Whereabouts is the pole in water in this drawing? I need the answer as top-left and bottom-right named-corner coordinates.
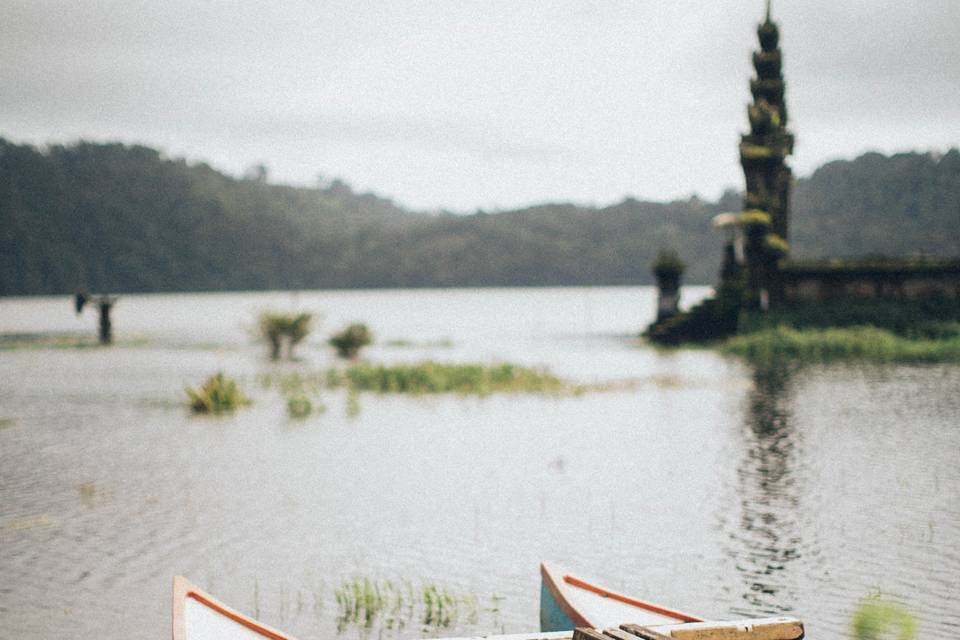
top-left (98, 298), bottom-right (114, 344)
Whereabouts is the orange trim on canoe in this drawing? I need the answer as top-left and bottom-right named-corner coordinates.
top-left (562, 574), bottom-right (703, 624)
top-left (172, 576), bottom-right (295, 640)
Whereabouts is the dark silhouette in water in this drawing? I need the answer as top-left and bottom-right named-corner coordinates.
top-left (74, 291), bottom-right (117, 344)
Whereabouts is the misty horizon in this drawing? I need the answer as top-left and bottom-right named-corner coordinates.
top-left (3, 1), bottom-right (959, 210)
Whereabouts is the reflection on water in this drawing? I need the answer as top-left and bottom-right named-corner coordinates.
top-left (728, 365), bottom-right (805, 615)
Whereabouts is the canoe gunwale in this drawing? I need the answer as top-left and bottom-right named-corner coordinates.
top-left (560, 574), bottom-right (702, 624)
top-left (172, 575), bottom-right (294, 640)
top-left (540, 562), bottom-right (702, 632)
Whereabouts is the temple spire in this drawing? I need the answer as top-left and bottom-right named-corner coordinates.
top-left (740, 2), bottom-right (793, 241)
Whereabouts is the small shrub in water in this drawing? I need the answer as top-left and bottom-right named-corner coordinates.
top-left (259, 312), bottom-right (313, 359)
top-left (851, 595), bottom-right (916, 640)
top-left (286, 394), bottom-right (313, 419)
top-left (186, 372), bottom-right (251, 414)
top-left (329, 323), bottom-right (372, 359)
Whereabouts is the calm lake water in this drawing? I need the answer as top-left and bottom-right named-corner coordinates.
top-left (1, 287), bottom-right (958, 640)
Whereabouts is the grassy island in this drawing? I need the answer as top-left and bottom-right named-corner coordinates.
top-left (722, 325), bottom-right (960, 364)
top-left (329, 361), bottom-right (580, 396)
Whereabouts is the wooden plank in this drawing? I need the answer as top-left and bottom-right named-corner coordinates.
top-left (606, 627), bottom-right (667, 640)
top-left (573, 628), bottom-right (609, 640)
top-left (630, 618), bottom-right (804, 640)
top-left (619, 624), bottom-right (674, 640)
top-left (666, 618), bottom-right (803, 640)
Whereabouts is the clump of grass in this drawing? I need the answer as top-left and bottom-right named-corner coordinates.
top-left (287, 394), bottom-right (326, 419)
top-left (186, 372), bottom-right (252, 414)
top-left (422, 584), bottom-right (459, 628)
top-left (852, 595), bottom-right (916, 640)
top-left (329, 361), bottom-right (578, 395)
top-left (259, 312), bottom-right (313, 360)
top-left (329, 323), bottom-right (372, 359)
top-left (335, 577), bottom-right (408, 631)
top-left (722, 325), bottom-right (960, 364)
top-left (0, 417), bottom-right (15, 429)
top-left (334, 577), bottom-right (478, 632)
top-left (738, 299), bottom-right (960, 336)
top-left (286, 394), bottom-right (313, 419)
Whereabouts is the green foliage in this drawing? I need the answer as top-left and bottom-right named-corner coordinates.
top-left (1, 139), bottom-right (957, 292)
top-left (791, 150), bottom-right (960, 260)
top-left (329, 323), bottom-right (372, 359)
top-left (652, 249), bottom-right (686, 281)
top-left (739, 298), bottom-right (960, 336)
top-left (851, 596), bottom-right (917, 640)
top-left (330, 361), bottom-right (576, 395)
top-left (259, 311), bottom-right (313, 359)
top-left (333, 576), bottom-right (478, 632)
top-left (722, 325), bottom-right (960, 364)
top-left (286, 394), bottom-right (314, 419)
top-left (185, 372), bottom-right (251, 414)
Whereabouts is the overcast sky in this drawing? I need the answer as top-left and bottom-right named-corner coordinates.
top-left (2, 1), bottom-right (958, 210)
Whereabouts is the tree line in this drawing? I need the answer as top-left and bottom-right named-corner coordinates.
top-left (1, 138), bottom-right (957, 295)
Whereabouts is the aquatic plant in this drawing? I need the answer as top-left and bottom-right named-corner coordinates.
top-left (329, 323), bottom-right (372, 359)
top-left (738, 298), bottom-right (960, 336)
top-left (186, 372), bottom-right (252, 414)
top-left (851, 595), bottom-right (916, 640)
top-left (286, 394), bottom-right (314, 419)
top-left (333, 577), bottom-right (479, 633)
top-left (259, 312), bottom-right (313, 360)
top-left (722, 325), bottom-right (960, 364)
top-left (331, 361), bottom-right (576, 395)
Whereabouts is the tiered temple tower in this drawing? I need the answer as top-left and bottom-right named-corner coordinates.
top-left (740, 1), bottom-right (794, 241)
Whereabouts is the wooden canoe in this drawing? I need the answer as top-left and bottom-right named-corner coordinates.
top-left (172, 576), bottom-right (295, 640)
top-left (539, 563), bottom-right (804, 640)
top-left (540, 562), bottom-right (702, 632)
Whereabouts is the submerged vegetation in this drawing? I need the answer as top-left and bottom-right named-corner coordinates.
top-left (286, 393), bottom-right (325, 419)
top-left (331, 361), bottom-right (580, 395)
top-left (722, 325), bottom-right (960, 364)
top-left (259, 312), bottom-right (313, 360)
top-left (329, 323), bottom-right (372, 359)
top-left (186, 372), bottom-right (252, 414)
top-left (333, 577), bottom-right (480, 632)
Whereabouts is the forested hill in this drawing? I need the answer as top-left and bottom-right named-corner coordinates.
top-left (1, 138), bottom-right (958, 295)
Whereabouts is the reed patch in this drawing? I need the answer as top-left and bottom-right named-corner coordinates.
top-left (332, 361), bottom-right (581, 395)
top-left (186, 372), bottom-right (252, 414)
top-left (722, 325), bottom-right (960, 364)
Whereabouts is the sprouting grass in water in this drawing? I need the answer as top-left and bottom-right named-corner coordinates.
top-left (330, 361), bottom-right (581, 396)
top-left (722, 325), bottom-right (960, 364)
top-left (333, 577), bottom-right (480, 632)
top-left (851, 595), bottom-right (917, 640)
top-left (287, 394), bottom-right (326, 419)
top-left (186, 372), bottom-right (252, 414)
